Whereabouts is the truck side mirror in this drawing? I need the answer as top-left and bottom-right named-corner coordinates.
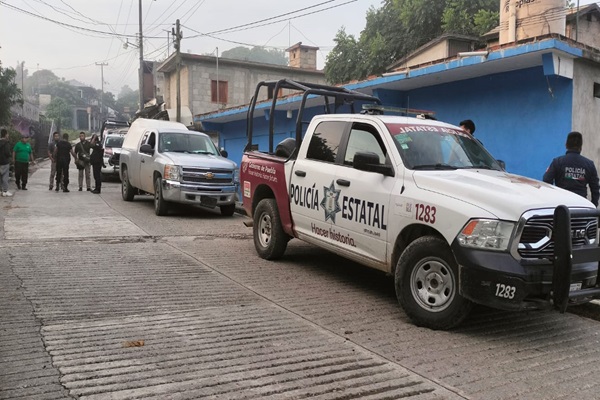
top-left (353, 151), bottom-right (395, 177)
top-left (220, 148), bottom-right (228, 158)
top-left (497, 159), bottom-right (506, 171)
top-left (140, 144), bottom-right (154, 155)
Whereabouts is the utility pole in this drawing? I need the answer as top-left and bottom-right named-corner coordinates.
top-left (163, 29), bottom-right (171, 57)
top-left (172, 19), bottom-right (183, 122)
top-left (96, 62), bottom-right (108, 124)
top-left (138, 0), bottom-right (144, 112)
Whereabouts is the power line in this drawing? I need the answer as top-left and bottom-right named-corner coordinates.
top-left (0, 2), bottom-right (165, 39)
top-left (206, 0), bottom-right (340, 35)
top-left (186, 0), bottom-right (358, 39)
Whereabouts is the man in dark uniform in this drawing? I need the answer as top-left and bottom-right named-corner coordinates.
top-left (543, 131), bottom-right (600, 207)
top-left (54, 133), bottom-right (76, 193)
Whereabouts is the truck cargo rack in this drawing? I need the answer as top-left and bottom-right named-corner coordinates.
top-left (245, 79), bottom-right (381, 155)
top-left (552, 205), bottom-right (600, 312)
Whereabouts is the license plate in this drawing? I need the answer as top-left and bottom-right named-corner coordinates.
top-left (570, 282), bottom-right (582, 292)
top-left (200, 196), bottom-right (217, 207)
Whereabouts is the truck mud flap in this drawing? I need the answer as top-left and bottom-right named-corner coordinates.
top-left (552, 205), bottom-right (600, 313)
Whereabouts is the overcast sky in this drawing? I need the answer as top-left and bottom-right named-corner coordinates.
top-left (0, 0), bottom-right (382, 96)
top-left (1, 0), bottom-right (597, 98)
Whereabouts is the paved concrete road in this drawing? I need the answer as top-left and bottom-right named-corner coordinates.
top-left (1, 163), bottom-right (460, 399)
top-left (2, 161), bottom-right (600, 399)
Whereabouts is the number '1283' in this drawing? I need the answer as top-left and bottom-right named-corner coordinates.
top-left (415, 203), bottom-right (436, 224)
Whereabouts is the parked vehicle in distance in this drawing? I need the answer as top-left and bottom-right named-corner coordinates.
top-left (240, 79), bottom-right (600, 330)
top-left (119, 118), bottom-right (238, 216)
top-left (100, 119), bottom-right (129, 142)
top-left (102, 130), bottom-right (127, 180)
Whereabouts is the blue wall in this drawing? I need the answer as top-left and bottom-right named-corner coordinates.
top-left (399, 67), bottom-right (573, 180)
top-left (203, 66), bottom-right (573, 181)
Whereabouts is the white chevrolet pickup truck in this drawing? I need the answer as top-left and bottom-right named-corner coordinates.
top-left (240, 79), bottom-right (600, 330)
top-left (119, 118), bottom-right (238, 216)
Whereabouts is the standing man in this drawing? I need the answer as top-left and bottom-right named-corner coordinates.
top-left (459, 119), bottom-right (476, 136)
top-left (74, 132), bottom-right (91, 191)
top-left (89, 134), bottom-right (104, 194)
top-left (543, 131), bottom-right (600, 207)
top-left (0, 129), bottom-right (12, 197)
top-left (54, 133), bottom-right (75, 193)
top-left (12, 135), bottom-right (35, 190)
top-left (48, 131), bottom-right (60, 191)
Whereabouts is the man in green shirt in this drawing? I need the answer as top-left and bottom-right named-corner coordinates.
top-left (12, 136), bottom-right (36, 190)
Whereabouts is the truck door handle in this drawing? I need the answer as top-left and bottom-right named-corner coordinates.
top-left (295, 170), bottom-right (306, 177)
top-left (336, 179), bottom-right (350, 187)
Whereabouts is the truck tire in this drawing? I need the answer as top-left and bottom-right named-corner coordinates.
top-left (395, 236), bottom-right (472, 330)
top-left (220, 204), bottom-right (236, 216)
top-left (121, 168), bottom-right (135, 201)
top-left (154, 177), bottom-right (169, 216)
top-left (254, 198), bottom-right (288, 260)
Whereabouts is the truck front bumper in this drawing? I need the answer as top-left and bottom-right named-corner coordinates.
top-left (453, 242), bottom-right (599, 311)
top-left (162, 179), bottom-right (237, 207)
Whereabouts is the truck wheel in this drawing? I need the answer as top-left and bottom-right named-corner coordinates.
top-left (220, 204), bottom-right (236, 216)
top-left (121, 168), bottom-right (135, 201)
top-left (154, 177), bottom-right (169, 216)
top-left (254, 198), bottom-right (288, 260)
top-left (395, 236), bottom-right (472, 330)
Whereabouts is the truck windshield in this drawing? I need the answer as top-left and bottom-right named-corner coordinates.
top-left (105, 136), bottom-right (124, 148)
top-left (386, 123), bottom-right (502, 171)
top-left (159, 133), bottom-right (219, 155)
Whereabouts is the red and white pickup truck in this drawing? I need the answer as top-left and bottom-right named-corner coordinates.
top-left (240, 79), bottom-right (600, 330)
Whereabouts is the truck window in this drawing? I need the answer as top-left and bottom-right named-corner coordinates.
top-left (343, 123), bottom-right (386, 165)
top-left (306, 121), bottom-right (347, 163)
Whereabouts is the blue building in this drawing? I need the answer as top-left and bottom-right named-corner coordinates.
top-left (197, 4), bottom-right (600, 182)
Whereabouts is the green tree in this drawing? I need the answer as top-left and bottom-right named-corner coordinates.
top-left (442, 0), bottom-right (499, 36)
top-left (325, 29), bottom-right (361, 84)
top-left (115, 85), bottom-right (139, 115)
top-left (324, 0), bottom-right (499, 84)
top-left (221, 46), bottom-right (287, 65)
top-left (25, 69), bottom-right (60, 98)
top-left (0, 66), bottom-right (23, 126)
top-left (45, 97), bottom-right (72, 128)
top-left (41, 80), bottom-right (82, 106)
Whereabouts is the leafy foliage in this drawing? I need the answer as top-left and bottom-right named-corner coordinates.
top-left (220, 46), bottom-right (287, 65)
top-left (0, 66), bottom-right (23, 126)
top-left (45, 97), bottom-right (72, 128)
top-left (324, 0), bottom-right (499, 84)
top-left (115, 85), bottom-right (139, 115)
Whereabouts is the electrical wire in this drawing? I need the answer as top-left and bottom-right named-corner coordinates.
top-left (181, 0), bottom-right (206, 25)
top-left (145, 0), bottom-right (190, 37)
top-left (206, 0), bottom-right (340, 35)
top-left (0, 1), bottom-right (164, 39)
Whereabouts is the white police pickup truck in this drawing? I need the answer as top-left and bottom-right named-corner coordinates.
top-left (240, 79), bottom-right (600, 330)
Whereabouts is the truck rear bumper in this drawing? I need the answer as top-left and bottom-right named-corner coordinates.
top-left (453, 244), bottom-right (598, 311)
top-left (162, 180), bottom-right (236, 207)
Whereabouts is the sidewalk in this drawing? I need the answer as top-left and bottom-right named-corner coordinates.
top-left (3, 160), bottom-right (144, 241)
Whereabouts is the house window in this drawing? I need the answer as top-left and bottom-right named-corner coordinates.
top-left (211, 80), bottom-right (228, 104)
top-left (594, 83), bottom-right (600, 99)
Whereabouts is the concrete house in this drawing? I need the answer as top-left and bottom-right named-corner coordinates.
top-left (197, 0), bottom-right (600, 185)
top-left (156, 42), bottom-right (326, 119)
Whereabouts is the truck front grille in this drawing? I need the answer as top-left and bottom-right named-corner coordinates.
top-left (518, 214), bottom-right (597, 259)
top-left (181, 167), bottom-right (233, 186)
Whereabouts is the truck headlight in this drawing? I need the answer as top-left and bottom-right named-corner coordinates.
top-left (164, 164), bottom-right (181, 181)
top-left (457, 219), bottom-right (515, 251)
top-left (233, 168), bottom-right (240, 184)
